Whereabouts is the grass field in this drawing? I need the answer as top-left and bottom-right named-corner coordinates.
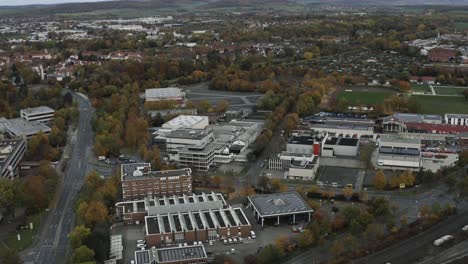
top-left (434, 87), bottom-right (465, 95)
top-left (5, 211), bottom-right (45, 251)
top-left (455, 22), bottom-right (468, 30)
top-left (411, 84), bottom-right (431, 93)
top-left (413, 95), bottom-right (468, 114)
top-left (338, 91), bottom-right (392, 105)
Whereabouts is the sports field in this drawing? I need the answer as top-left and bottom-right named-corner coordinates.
top-left (411, 84), bottom-right (431, 93)
top-left (338, 91), bottom-right (392, 105)
top-left (413, 95), bottom-right (468, 114)
top-left (455, 22), bottom-right (468, 30)
top-left (434, 86), bottom-right (466, 96)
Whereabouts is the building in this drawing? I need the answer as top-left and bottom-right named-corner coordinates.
top-left (121, 163), bottom-right (192, 201)
top-left (176, 143), bottom-right (217, 172)
top-left (162, 115), bottom-right (209, 129)
top-left (405, 122), bottom-right (468, 135)
top-left (135, 245), bottom-right (208, 264)
top-left (427, 48), bottom-right (458, 63)
top-left (153, 128), bottom-right (215, 152)
top-left (145, 87), bottom-right (185, 103)
top-left (321, 136), bottom-right (359, 157)
top-left (0, 137), bottom-right (27, 178)
top-left (116, 192), bottom-right (251, 247)
top-left (248, 191), bottom-right (313, 227)
top-left (148, 109), bottom-right (197, 118)
top-left (460, 132), bottom-right (468, 150)
top-left (0, 118), bottom-right (51, 139)
top-left (377, 135), bottom-right (421, 170)
top-left (20, 106), bottom-right (55, 123)
top-left (445, 114), bottom-right (468, 126)
top-left (382, 113), bottom-right (442, 133)
top-left (286, 132), bottom-right (321, 156)
top-left (287, 157), bottom-right (320, 180)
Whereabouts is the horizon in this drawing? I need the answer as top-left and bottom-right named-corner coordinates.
top-left (0, 0), bottom-right (110, 6)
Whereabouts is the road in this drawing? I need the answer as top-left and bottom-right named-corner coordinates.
top-left (21, 92), bottom-right (94, 264)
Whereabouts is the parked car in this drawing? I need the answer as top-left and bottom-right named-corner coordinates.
top-left (137, 240), bottom-right (145, 244)
top-left (233, 238), bottom-right (238, 243)
top-left (231, 248), bottom-right (236, 254)
top-left (223, 239), bottom-right (228, 245)
top-left (250, 231), bottom-right (256, 239)
top-left (209, 240), bottom-right (214, 246)
top-left (228, 238), bottom-right (233, 244)
top-left (238, 237), bottom-right (244, 243)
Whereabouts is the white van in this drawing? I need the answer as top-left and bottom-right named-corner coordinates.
top-left (250, 230), bottom-right (256, 239)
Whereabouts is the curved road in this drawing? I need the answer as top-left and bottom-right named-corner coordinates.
top-left (21, 92), bottom-right (94, 264)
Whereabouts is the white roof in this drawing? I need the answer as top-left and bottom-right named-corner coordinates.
top-left (162, 115), bottom-right (208, 129)
top-left (145, 87), bottom-right (183, 99)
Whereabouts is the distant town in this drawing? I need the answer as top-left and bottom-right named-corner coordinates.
top-left (0, 1), bottom-right (468, 264)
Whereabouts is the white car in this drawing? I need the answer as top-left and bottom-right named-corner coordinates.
top-left (209, 240), bottom-right (214, 246)
top-left (223, 239), bottom-right (228, 245)
top-left (250, 231), bottom-right (256, 239)
top-left (462, 225), bottom-right (468, 231)
top-left (231, 248), bottom-right (236, 254)
top-left (136, 243), bottom-right (146, 249)
top-left (238, 237), bottom-right (244, 243)
top-left (137, 240), bottom-right (145, 244)
top-left (228, 238), bottom-right (233, 244)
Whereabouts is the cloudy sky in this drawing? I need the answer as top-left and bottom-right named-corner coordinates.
top-left (1, 0), bottom-right (110, 6)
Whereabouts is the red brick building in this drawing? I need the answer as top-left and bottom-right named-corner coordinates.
top-left (428, 48), bottom-right (458, 63)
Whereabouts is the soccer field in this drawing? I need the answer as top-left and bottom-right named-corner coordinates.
top-left (411, 84), bottom-right (431, 93)
top-left (413, 95), bottom-right (468, 114)
top-left (434, 86), bottom-right (466, 96)
top-left (338, 91), bottom-right (392, 105)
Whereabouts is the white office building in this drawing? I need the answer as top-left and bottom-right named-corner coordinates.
top-left (20, 106), bottom-right (55, 123)
top-left (0, 137), bottom-right (27, 178)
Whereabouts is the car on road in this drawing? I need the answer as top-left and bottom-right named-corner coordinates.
top-left (231, 248), bottom-right (236, 254)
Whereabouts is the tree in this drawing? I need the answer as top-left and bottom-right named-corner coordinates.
top-left (69, 225), bottom-right (91, 249)
top-left (343, 187), bottom-right (353, 200)
top-left (303, 52), bottom-right (314, 60)
top-left (275, 236), bottom-right (293, 256)
top-left (84, 171), bottom-right (103, 192)
top-left (82, 201), bottom-right (108, 227)
top-left (298, 229), bottom-right (315, 248)
top-left (0, 179), bottom-right (23, 218)
top-left (256, 244), bottom-right (281, 264)
top-left (400, 170), bottom-right (415, 187)
top-left (0, 248), bottom-right (22, 264)
top-left (284, 113), bottom-right (299, 134)
top-left (359, 144), bottom-right (374, 170)
top-left (389, 175), bottom-right (400, 188)
top-left (214, 100), bottom-right (230, 112)
top-left (72, 245), bottom-right (95, 264)
top-left (363, 223), bottom-right (384, 243)
top-left (330, 240), bottom-right (345, 257)
top-left (373, 170), bottom-right (387, 190)
top-left (270, 178), bottom-right (288, 192)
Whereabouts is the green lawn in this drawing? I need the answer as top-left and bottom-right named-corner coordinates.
top-left (413, 95), bottom-right (468, 114)
top-left (411, 84), bottom-right (431, 93)
top-left (338, 91), bottom-right (392, 105)
top-left (455, 22), bottom-right (468, 30)
top-left (5, 211), bottom-right (45, 251)
top-left (434, 87), bottom-right (465, 95)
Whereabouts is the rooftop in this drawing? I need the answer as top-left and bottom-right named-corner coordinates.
top-left (20, 106), bottom-right (54, 115)
top-left (380, 135), bottom-right (421, 145)
top-left (0, 118), bottom-right (51, 136)
top-left (0, 138), bottom-right (24, 167)
top-left (383, 113), bottom-right (443, 124)
top-left (121, 163), bottom-right (191, 181)
top-left (324, 137), bottom-right (359, 146)
top-left (248, 191), bottom-right (313, 217)
top-left (145, 87), bottom-right (183, 99)
top-left (165, 128), bottom-right (213, 140)
top-left (445, 113), bottom-right (468, 119)
top-left (155, 245), bottom-right (207, 263)
top-left (162, 115), bottom-right (208, 129)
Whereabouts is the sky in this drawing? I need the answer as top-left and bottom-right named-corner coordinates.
top-left (0, 0), bottom-right (110, 6)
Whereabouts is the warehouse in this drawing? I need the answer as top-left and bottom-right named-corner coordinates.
top-left (135, 245), bottom-right (208, 264)
top-left (248, 191), bottom-right (313, 227)
top-left (321, 136), bottom-right (359, 157)
top-left (145, 87), bottom-right (185, 103)
top-left (377, 135), bottom-right (421, 170)
top-left (162, 115), bottom-right (209, 129)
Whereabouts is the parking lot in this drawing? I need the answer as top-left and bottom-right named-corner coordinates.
top-left (316, 166), bottom-right (362, 189)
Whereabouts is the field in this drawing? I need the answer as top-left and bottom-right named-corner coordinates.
top-left (6, 211), bottom-right (45, 251)
top-left (411, 84), bottom-right (431, 93)
top-left (338, 91), bottom-right (392, 105)
top-left (413, 95), bottom-right (468, 114)
top-left (434, 87), bottom-right (465, 95)
top-left (455, 22), bottom-right (468, 30)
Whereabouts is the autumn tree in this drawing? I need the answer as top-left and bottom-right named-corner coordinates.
top-left (271, 178), bottom-right (288, 192)
top-left (343, 187), bottom-right (353, 200)
top-left (80, 201), bottom-right (108, 227)
top-left (373, 170), bottom-right (387, 190)
top-left (256, 244), bottom-right (282, 264)
top-left (0, 248), bottom-right (21, 264)
top-left (214, 100), bottom-right (230, 113)
top-left (275, 236), bottom-right (293, 256)
top-left (389, 175), bottom-right (400, 188)
top-left (400, 170), bottom-right (415, 187)
top-left (284, 113), bottom-right (299, 135)
top-left (72, 245), bottom-right (94, 264)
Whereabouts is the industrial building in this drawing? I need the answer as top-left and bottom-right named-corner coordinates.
top-left (382, 113), bottom-right (443, 133)
top-left (377, 135), bottom-right (421, 170)
top-left (321, 136), bottom-right (359, 157)
top-left (145, 87), bottom-right (185, 103)
top-left (286, 132), bottom-right (321, 156)
top-left (121, 163), bottom-right (192, 201)
top-left (20, 106), bottom-right (55, 123)
top-left (0, 137), bottom-right (27, 178)
top-left (305, 112), bottom-right (376, 140)
top-left (135, 245), bottom-right (208, 264)
top-left (162, 115), bottom-right (209, 129)
top-left (445, 114), bottom-right (468, 126)
top-left (154, 128), bottom-right (215, 152)
top-left (248, 192), bottom-right (313, 227)
top-left (0, 118), bottom-right (51, 139)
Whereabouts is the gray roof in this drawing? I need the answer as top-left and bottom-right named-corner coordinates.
top-left (145, 87), bottom-right (183, 99)
top-left (135, 250), bottom-right (150, 264)
top-left (0, 118), bottom-right (51, 137)
top-left (155, 245), bottom-right (207, 263)
top-left (383, 113), bottom-right (442, 124)
top-left (165, 128), bottom-right (213, 140)
top-left (446, 113), bottom-right (468, 119)
top-left (20, 106), bottom-right (54, 115)
top-left (248, 191), bottom-right (313, 217)
top-left (380, 135), bottom-right (421, 145)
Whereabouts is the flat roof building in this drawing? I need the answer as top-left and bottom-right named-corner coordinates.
top-left (145, 87), bottom-right (185, 103)
top-left (321, 136), bottom-right (359, 157)
top-left (121, 163), bottom-right (192, 201)
top-left (0, 118), bottom-right (51, 139)
top-left (135, 245), bottom-right (208, 264)
top-left (377, 135), bottom-right (421, 170)
top-left (0, 137), bottom-right (26, 178)
top-left (445, 114), bottom-right (468, 126)
top-left (383, 113), bottom-right (443, 133)
top-left (20, 106), bottom-right (54, 123)
top-left (162, 115), bottom-right (209, 129)
top-left (248, 191), bottom-right (313, 227)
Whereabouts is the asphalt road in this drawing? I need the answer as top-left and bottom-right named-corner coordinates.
top-left (21, 92), bottom-right (94, 264)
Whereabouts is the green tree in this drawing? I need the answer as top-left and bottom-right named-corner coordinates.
top-left (72, 245), bottom-right (95, 264)
top-left (256, 244), bottom-right (281, 264)
top-left (0, 248), bottom-right (22, 264)
top-left (0, 179), bottom-right (23, 218)
top-left (69, 225), bottom-right (91, 249)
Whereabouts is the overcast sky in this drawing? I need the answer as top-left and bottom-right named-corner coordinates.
top-left (1, 0), bottom-right (110, 6)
